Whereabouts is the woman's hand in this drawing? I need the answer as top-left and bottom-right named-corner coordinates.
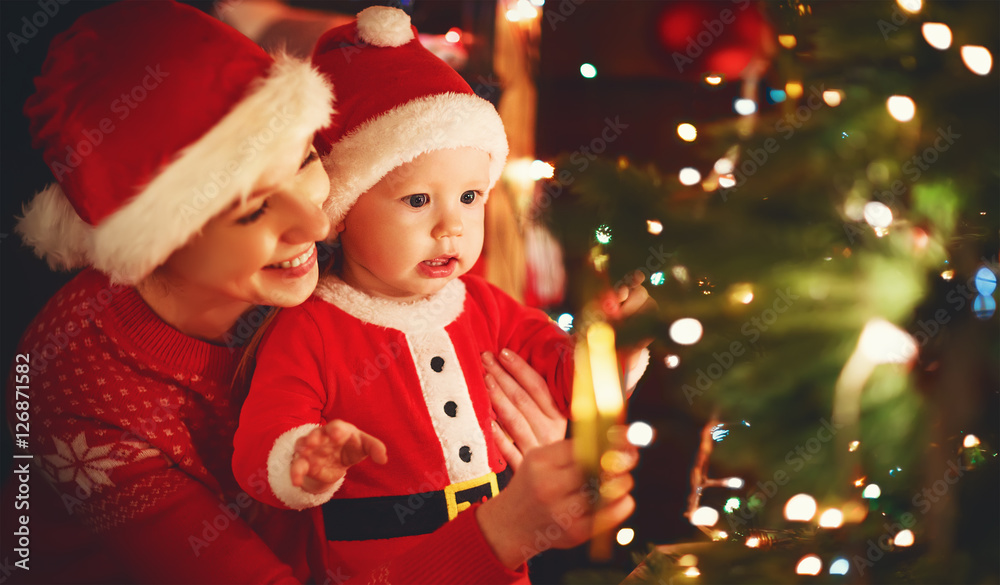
top-left (475, 438), bottom-right (638, 569)
top-left (482, 349), bottom-right (568, 471)
top-left (291, 420), bottom-right (387, 493)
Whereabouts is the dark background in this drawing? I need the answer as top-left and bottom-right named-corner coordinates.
top-left (0, 0), bottom-right (727, 580)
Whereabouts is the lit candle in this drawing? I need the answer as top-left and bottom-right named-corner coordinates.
top-left (588, 322), bottom-right (625, 420)
top-left (570, 321), bottom-right (626, 561)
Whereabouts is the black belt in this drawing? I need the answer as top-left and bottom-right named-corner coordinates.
top-left (322, 466), bottom-right (513, 541)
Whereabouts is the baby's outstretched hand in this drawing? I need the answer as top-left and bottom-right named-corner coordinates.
top-left (291, 420), bottom-right (387, 494)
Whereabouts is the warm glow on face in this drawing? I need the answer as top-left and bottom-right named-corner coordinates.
top-left (338, 148), bottom-right (488, 302)
top-left (160, 142), bottom-right (331, 313)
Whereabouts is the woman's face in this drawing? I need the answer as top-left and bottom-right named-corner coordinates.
top-left (157, 141), bottom-right (331, 309)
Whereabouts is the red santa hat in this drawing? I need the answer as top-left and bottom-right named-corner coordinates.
top-left (311, 6), bottom-right (508, 226)
top-left (16, 0), bottom-right (334, 285)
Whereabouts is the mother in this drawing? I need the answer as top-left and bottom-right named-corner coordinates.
top-left (5, 2), bottom-right (625, 584)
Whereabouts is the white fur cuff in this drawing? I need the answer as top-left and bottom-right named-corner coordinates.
top-left (267, 424), bottom-right (345, 510)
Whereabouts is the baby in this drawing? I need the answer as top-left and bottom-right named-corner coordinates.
top-left (233, 6), bottom-right (648, 580)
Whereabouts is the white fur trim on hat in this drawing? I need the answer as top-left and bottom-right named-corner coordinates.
top-left (322, 93), bottom-right (508, 226)
top-left (356, 5), bottom-right (415, 48)
top-left (267, 423), bottom-right (345, 510)
top-left (16, 54), bottom-right (334, 285)
top-left (16, 183), bottom-right (93, 271)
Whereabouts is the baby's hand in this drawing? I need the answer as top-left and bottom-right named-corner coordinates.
top-left (291, 420), bottom-right (387, 494)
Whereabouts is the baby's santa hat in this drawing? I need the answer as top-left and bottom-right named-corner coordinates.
top-left (16, 0), bottom-right (334, 285)
top-left (311, 6), bottom-right (508, 226)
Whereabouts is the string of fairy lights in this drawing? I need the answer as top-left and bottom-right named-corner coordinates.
top-left (651, 0), bottom-right (995, 579)
top-left (493, 0), bottom-right (997, 570)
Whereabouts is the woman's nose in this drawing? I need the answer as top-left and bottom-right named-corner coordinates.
top-left (282, 189), bottom-right (331, 244)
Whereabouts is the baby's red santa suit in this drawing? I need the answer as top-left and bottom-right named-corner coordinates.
top-left (232, 7), bottom-right (579, 582)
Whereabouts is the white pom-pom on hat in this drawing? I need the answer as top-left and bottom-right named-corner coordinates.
top-left (357, 5), bottom-right (415, 47)
top-left (312, 5), bottom-right (508, 227)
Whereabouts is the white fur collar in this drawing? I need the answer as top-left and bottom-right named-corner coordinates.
top-left (313, 276), bottom-right (467, 333)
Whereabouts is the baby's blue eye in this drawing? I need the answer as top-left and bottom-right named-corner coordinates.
top-left (460, 190), bottom-right (478, 204)
top-left (405, 194), bottom-right (428, 208)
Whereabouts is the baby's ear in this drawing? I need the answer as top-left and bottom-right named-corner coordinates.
top-left (335, 221), bottom-right (346, 234)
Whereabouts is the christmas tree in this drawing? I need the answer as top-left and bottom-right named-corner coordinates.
top-left (541, 1), bottom-right (998, 582)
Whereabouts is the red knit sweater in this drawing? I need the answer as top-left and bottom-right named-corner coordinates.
top-left (2, 269), bottom-right (317, 584)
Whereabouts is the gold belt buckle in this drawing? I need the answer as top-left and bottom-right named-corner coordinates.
top-left (444, 471), bottom-right (500, 521)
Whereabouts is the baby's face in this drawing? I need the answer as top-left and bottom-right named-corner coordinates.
top-left (337, 147), bottom-right (490, 301)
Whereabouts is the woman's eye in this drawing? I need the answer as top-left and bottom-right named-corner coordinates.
top-left (236, 201), bottom-right (269, 225)
top-left (300, 150), bottom-right (318, 170)
top-left (460, 190), bottom-right (479, 205)
top-left (404, 194), bottom-right (428, 208)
